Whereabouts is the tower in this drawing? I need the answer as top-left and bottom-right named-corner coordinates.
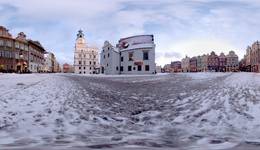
top-left (73, 30), bottom-right (99, 74)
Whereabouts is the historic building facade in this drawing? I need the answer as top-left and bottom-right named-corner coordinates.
top-left (196, 55), bottom-right (203, 72)
top-left (219, 52), bottom-right (226, 72)
top-left (28, 40), bottom-right (45, 73)
top-left (241, 42), bottom-right (260, 73)
top-left (163, 64), bottom-right (171, 73)
top-left (0, 26), bottom-right (45, 73)
top-left (74, 30), bottom-right (99, 74)
top-left (250, 41), bottom-right (260, 72)
top-left (43, 52), bottom-right (55, 72)
top-left (208, 51), bottom-right (219, 72)
top-left (201, 54), bottom-right (209, 72)
top-left (245, 46), bottom-right (252, 72)
top-left (181, 56), bottom-right (190, 72)
top-left (196, 54), bottom-right (208, 72)
top-left (190, 57), bottom-right (197, 72)
top-left (226, 51), bottom-right (239, 72)
top-left (100, 41), bottom-right (120, 75)
top-left (101, 35), bottom-right (156, 75)
top-left (63, 63), bottom-right (74, 73)
top-left (171, 61), bottom-right (182, 72)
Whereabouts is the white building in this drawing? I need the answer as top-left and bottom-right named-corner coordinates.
top-left (101, 35), bottom-right (156, 75)
top-left (43, 52), bottom-right (54, 72)
top-left (181, 56), bottom-right (190, 72)
top-left (74, 30), bottom-right (99, 74)
top-left (100, 41), bottom-right (120, 74)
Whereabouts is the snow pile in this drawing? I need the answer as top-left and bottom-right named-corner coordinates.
top-left (184, 72), bottom-right (231, 80)
top-left (1, 73), bottom-right (260, 150)
top-left (0, 74), bottom-right (99, 149)
top-left (167, 73), bottom-right (260, 148)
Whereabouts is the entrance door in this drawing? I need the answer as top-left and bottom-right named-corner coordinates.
top-left (17, 65), bottom-right (21, 73)
top-left (101, 67), bottom-right (104, 74)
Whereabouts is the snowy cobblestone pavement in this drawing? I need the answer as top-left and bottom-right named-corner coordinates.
top-left (1, 73), bottom-right (260, 149)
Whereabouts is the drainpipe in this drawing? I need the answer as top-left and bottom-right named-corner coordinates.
top-left (119, 51), bottom-right (121, 74)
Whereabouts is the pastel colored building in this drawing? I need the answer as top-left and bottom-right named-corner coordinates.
top-left (208, 51), bottom-right (219, 72)
top-left (171, 61), bottom-right (182, 72)
top-left (226, 51), bottom-right (239, 72)
top-left (219, 52), bottom-right (226, 72)
top-left (190, 57), bottom-right (197, 72)
top-left (0, 26), bottom-right (45, 73)
top-left (181, 56), bottom-right (190, 72)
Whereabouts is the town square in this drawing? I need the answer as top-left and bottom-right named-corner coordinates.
top-left (1, 0), bottom-right (260, 150)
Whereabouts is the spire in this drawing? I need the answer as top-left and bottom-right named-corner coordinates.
top-left (77, 29), bottom-right (84, 39)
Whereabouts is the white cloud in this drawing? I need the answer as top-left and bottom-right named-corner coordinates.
top-left (0, 0), bottom-right (260, 66)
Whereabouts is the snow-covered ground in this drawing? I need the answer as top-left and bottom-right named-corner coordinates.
top-left (1, 73), bottom-right (260, 150)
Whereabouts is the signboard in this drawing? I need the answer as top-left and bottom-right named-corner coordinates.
top-left (119, 35), bottom-right (154, 49)
top-left (134, 61), bottom-right (143, 66)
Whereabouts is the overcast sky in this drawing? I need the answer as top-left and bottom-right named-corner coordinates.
top-left (1, 0), bottom-right (260, 66)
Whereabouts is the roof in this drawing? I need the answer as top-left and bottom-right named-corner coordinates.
top-left (28, 40), bottom-right (46, 52)
top-left (119, 34), bottom-right (154, 42)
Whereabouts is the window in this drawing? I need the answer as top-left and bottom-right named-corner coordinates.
top-left (94, 62), bottom-right (96, 65)
top-left (84, 67), bottom-right (86, 70)
top-left (24, 45), bottom-right (28, 51)
top-left (15, 42), bottom-right (19, 48)
top-left (145, 65), bottom-right (150, 71)
top-left (20, 43), bottom-right (24, 50)
top-left (90, 67), bottom-right (92, 70)
top-left (108, 53), bottom-right (110, 58)
top-left (0, 50), bottom-right (3, 57)
top-left (79, 67), bottom-right (81, 69)
top-left (129, 52), bottom-right (133, 61)
top-left (138, 65), bottom-right (142, 71)
top-left (120, 66), bottom-right (124, 71)
top-left (79, 71), bottom-right (82, 74)
top-left (133, 67), bottom-right (136, 70)
top-left (7, 41), bottom-right (12, 47)
top-left (143, 51), bottom-right (149, 60)
top-left (79, 61), bottom-right (82, 65)
top-left (128, 66), bottom-right (132, 71)
top-left (107, 64), bottom-right (108, 67)
top-left (90, 61), bottom-right (92, 65)
top-left (83, 61), bottom-right (86, 65)
top-left (84, 72), bottom-right (86, 74)
top-left (104, 55), bottom-right (105, 59)
top-left (116, 66), bottom-right (118, 71)
top-left (121, 57), bottom-right (124, 62)
top-left (0, 40), bottom-right (3, 46)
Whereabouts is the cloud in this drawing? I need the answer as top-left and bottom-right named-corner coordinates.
top-left (0, 0), bottom-right (260, 66)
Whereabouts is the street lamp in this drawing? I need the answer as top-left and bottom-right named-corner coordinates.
top-left (19, 51), bottom-right (23, 73)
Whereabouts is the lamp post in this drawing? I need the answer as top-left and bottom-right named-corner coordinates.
top-left (19, 51), bottom-right (23, 73)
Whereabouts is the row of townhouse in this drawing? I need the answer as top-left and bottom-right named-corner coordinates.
top-left (240, 41), bottom-right (260, 72)
top-left (0, 26), bottom-right (46, 73)
top-left (164, 51), bottom-right (239, 73)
